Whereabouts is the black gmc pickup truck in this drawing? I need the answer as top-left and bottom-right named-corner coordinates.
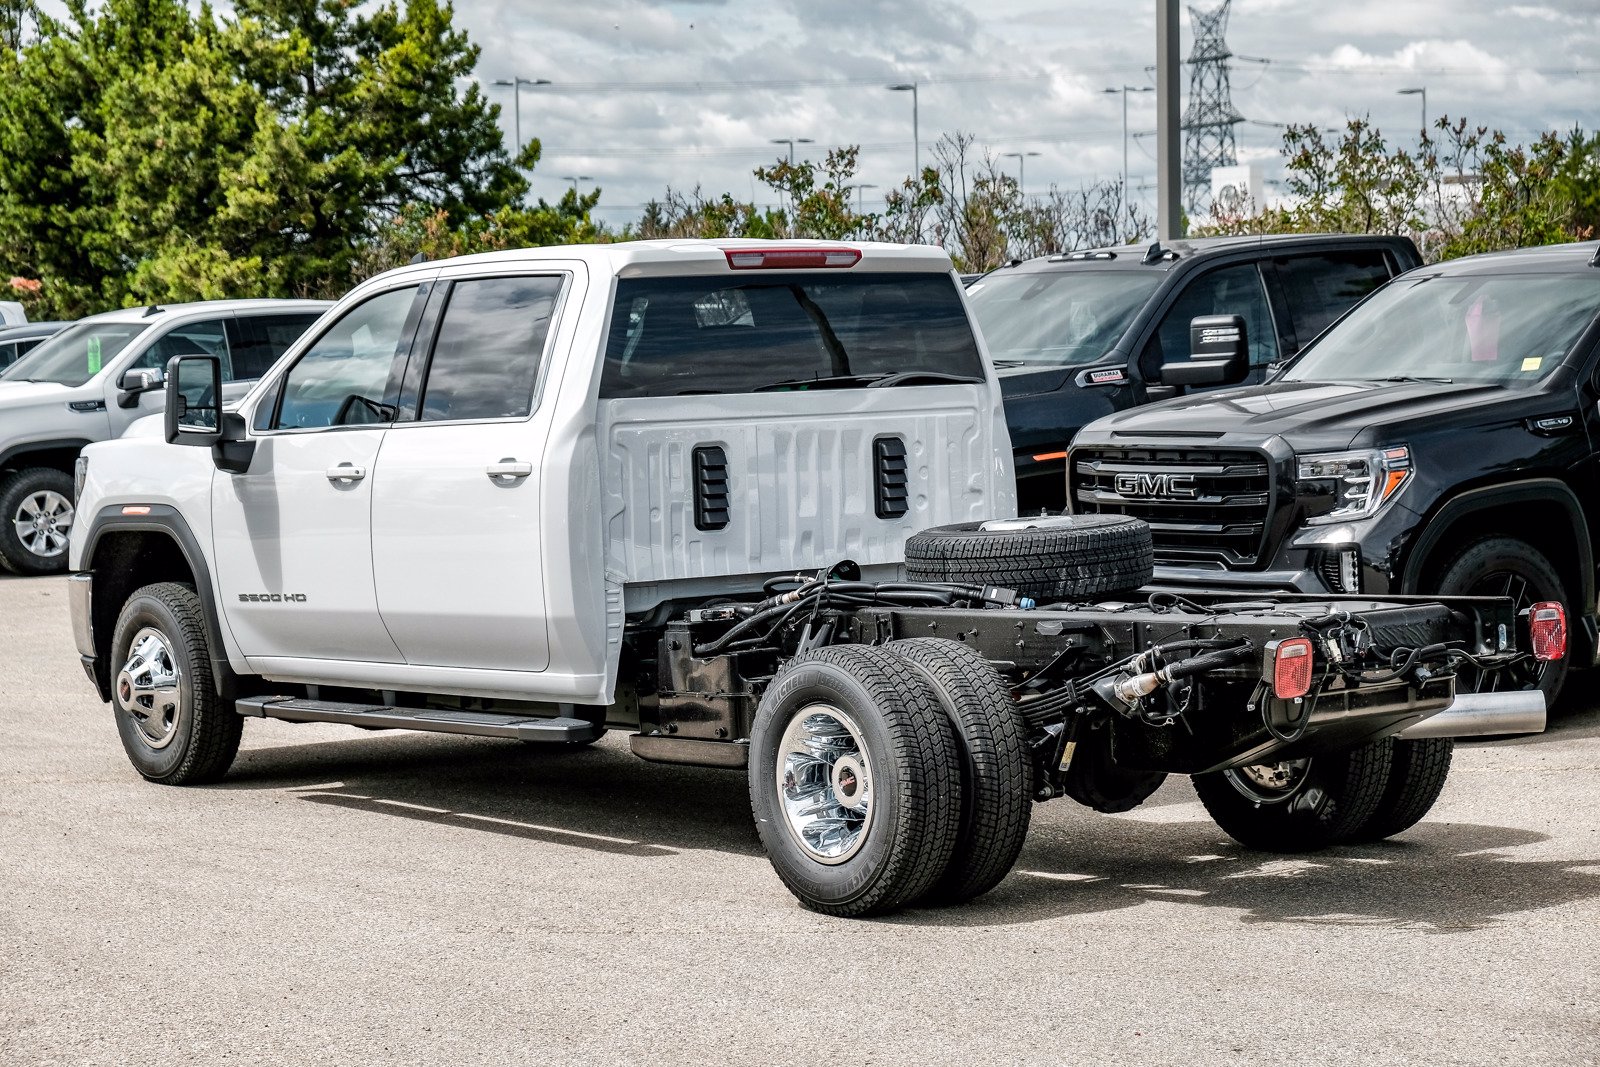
top-left (1069, 241), bottom-right (1600, 701)
top-left (966, 234), bottom-right (1422, 512)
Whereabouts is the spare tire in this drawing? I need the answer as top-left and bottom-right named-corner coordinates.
top-left (904, 515), bottom-right (1153, 603)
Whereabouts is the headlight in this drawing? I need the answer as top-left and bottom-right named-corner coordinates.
top-left (1296, 446), bottom-right (1411, 524)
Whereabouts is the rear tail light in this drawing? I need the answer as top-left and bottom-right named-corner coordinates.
top-left (1529, 602), bottom-right (1567, 662)
top-left (724, 248), bottom-right (861, 270)
top-left (1268, 637), bottom-right (1315, 700)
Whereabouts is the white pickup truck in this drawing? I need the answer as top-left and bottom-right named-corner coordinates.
top-left (69, 240), bottom-right (1555, 916)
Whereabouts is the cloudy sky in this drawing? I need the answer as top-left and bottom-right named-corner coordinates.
top-left (465, 0), bottom-right (1597, 224)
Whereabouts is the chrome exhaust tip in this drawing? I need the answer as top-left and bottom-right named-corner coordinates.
top-left (1397, 691), bottom-right (1547, 741)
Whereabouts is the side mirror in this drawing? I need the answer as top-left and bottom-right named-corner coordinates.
top-left (116, 367), bottom-right (164, 409)
top-left (164, 355), bottom-right (222, 445)
top-left (1161, 314), bottom-right (1250, 388)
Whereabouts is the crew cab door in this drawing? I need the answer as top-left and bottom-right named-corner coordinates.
top-left (211, 284), bottom-right (427, 663)
top-left (369, 270), bottom-right (574, 671)
top-left (1137, 262), bottom-right (1280, 395)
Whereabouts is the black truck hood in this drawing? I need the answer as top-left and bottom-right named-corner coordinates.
top-left (1085, 380), bottom-right (1510, 451)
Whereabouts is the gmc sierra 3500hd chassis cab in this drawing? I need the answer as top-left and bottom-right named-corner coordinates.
top-left (67, 240), bottom-right (1560, 916)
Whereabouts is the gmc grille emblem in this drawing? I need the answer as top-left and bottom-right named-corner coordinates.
top-left (1113, 472), bottom-right (1198, 499)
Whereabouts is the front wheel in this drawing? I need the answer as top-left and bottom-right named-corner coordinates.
top-left (110, 582), bottom-right (241, 784)
top-left (748, 646), bottom-right (961, 917)
top-left (0, 467), bottom-right (76, 576)
top-left (1192, 740), bottom-right (1392, 852)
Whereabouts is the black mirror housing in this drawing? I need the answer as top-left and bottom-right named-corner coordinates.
top-left (1161, 314), bottom-right (1251, 388)
top-left (164, 354), bottom-right (223, 446)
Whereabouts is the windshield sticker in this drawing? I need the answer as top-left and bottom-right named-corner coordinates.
top-left (86, 336), bottom-right (102, 375)
top-left (1521, 357), bottom-right (1542, 372)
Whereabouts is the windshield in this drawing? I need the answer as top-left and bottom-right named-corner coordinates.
top-left (0, 321), bottom-right (149, 387)
top-left (965, 269), bottom-right (1161, 367)
top-left (599, 272), bottom-right (985, 398)
top-left (1282, 273), bottom-right (1600, 387)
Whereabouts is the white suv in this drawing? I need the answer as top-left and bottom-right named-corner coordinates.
top-left (0, 298), bottom-right (328, 574)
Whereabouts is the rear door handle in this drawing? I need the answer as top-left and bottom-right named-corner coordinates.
top-left (325, 463), bottom-right (367, 484)
top-left (486, 459), bottom-right (533, 482)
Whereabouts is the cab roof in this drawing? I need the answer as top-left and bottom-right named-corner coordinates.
top-left (990, 232), bottom-right (1415, 276)
top-left (1417, 239), bottom-right (1600, 276)
top-left (80, 298), bottom-right (333, 325)
top-left (356, 239), bottom-right (957, 291)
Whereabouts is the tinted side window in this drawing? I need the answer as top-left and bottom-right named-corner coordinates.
top-left (1140, 263), bottom-right (1278, 377)
top-left (134, 319), bottom-right (232, 377)
top-left (418, 276), bottom-right (563, 422)
top-left (1274, 251), bottom-right (1392, 347)
top-left (0, 343), bottom-right (15, 369)
top-left (227, 314), bottom-right (322, 381)
top-left (274, 287), bottom-right (420, 430)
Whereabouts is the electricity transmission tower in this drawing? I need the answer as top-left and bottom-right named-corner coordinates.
top-left (1181, 0), bottom-right (1244, 215)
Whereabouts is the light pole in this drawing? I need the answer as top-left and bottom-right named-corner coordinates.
top-left (770, 137), bottom-right (815, 164)
top-left (1398, 86), bottom-right (1427, 133)
top-left (1104, 85), bottom-right (1153, 222)
top-left (887, 82), bottom-right (919, 177)
top-left (560, 175), bottom-right (593, 193)
top-left (491, 76), bottom-right (551, 156)
top-left (1001, 151), bottom-right (1041, 195)
top-left (855, 183), bottom-right (878, 215)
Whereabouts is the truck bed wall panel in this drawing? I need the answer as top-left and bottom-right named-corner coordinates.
top-left (602, 391), bottom-right (1009, 587)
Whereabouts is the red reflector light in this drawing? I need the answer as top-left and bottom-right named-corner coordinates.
top-left (724, 248), bottom-right (862, 270)
top-left (1270, 637), bottom-right (1315, 700)
top-left (1529, 601), bottom-right (1567, 662)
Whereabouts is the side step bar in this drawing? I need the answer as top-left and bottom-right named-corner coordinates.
top-left (236, 696), bottom-right (600, 744)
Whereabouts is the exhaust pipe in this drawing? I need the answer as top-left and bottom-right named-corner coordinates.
top-left (1397, 691), bottom-right (1546, 740)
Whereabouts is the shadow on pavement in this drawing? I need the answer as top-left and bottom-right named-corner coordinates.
top-left (220, 729), bottom-right (763, 859)
top-left (893, 819), bottom-right (1600, 931)
top-left (215, 719), bottom-right (1600, 930)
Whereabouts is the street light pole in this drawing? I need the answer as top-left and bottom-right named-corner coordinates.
top-left (560, 175), bottom-right (593, 192)
top-left (491, 76), bottom-right (552, 157)
top-left (1398, 86), bottom-right (1427, 134)
top-left (1001, 151), bottom-right (1041, 195)
top-left (1155, 0), bottom-right (1182, 240)
top-left (856, 183), bottom-right (878, 215)
top-left (887, 82), bottom-right (919, 176)
top-left (770, 137), bottom-right (815, 164)
top-left (1103, 85), bottom-right (1153, 229)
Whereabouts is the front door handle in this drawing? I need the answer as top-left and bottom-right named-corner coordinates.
top-left (486, 459), bottom-right (533, 482)
top-left (325, 463), bottom-right (367, 484)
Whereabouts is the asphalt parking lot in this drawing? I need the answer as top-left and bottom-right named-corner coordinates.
top-left (3, 572), bottom-right (1598, 1066)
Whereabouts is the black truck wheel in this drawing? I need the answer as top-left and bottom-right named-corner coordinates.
top-left (748, 645), bottom-right (961, 917)
top-left (888, 638), bottom-right (1032, 905)
top-left (0, 467), bottom-right (77, 576)
top-left (1350, 738), bottom-right (1453, 842)
top-left (110, 582), bottom-right (242, 785)
top-left (903, 516), bottom-right (1154, 603)
top-left (1192, 740), bottom-right (1392, 852)
top-left (1435, 536), bottom-right (1568, 703)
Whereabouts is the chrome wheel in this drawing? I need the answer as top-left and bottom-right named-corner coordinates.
top-left (13, 489), bottom-right (73, 559)
top-left (1224, 758), bottom-right (1312, 805)
top-left (116, 627), bottom-right (183, 750)
top-left (775, 704), bottom-right (876, 864)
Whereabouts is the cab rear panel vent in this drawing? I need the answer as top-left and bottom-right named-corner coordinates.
top-left (692, 445), bottom-right (731, 530)
top-left (874, 436), bottom-right (909, 519)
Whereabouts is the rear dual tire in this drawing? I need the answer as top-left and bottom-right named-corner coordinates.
top-left (1193, 735), bottom-right (1454, 851)
top-left (748, 641), bottom-right (1035, 916)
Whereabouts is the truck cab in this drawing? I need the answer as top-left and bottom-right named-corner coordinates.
top-left (967, 234), bottom-right (1421, 513)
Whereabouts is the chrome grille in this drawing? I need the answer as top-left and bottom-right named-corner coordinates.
top-left (1072, 446), bottom-right (1273, 565)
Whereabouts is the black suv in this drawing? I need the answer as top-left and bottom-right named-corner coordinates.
top-left (966, 234), bottom-right (1422, 512)
top-left (1069, 240), bottom-right (1600, 700)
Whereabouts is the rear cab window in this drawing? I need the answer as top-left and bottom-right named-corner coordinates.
top-left (415, 276), bottom-right (564, 422)
top-left (599, 272), bottom-right (984, 398)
